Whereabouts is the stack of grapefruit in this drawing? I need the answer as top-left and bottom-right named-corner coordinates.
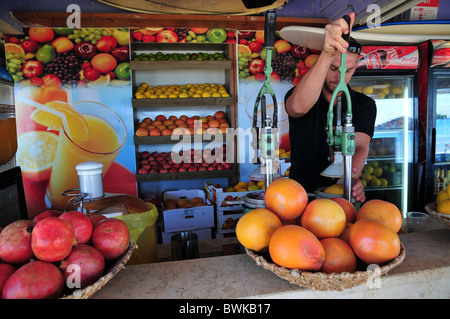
top-left (236, 178), bottom-right (404, 286)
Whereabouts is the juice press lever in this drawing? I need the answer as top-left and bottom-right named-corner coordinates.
top-left (248, 9), bottom-right (282, 188)
top-left (320, 14), bottom-right (355, 202)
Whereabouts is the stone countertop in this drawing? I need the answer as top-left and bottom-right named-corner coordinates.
top-left (92, 229), bottom-right (450, 299)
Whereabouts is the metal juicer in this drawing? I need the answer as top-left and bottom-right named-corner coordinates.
top-left (320, 14), bottom-right (356, 202)
top-left (248, 9), bottom-right (282, 188)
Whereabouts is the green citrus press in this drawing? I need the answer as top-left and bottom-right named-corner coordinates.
top-left (321, 15), bottom-right (356, 202)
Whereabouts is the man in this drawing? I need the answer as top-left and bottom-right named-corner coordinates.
top-left (284, 13), bottom-right (376, 203)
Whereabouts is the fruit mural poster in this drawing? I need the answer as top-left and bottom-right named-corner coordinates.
top-left (4, 27), bottom-right (136, 218)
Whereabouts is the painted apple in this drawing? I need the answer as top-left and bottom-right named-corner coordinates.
top-left (20, 39), bottom-right (39, 53)
top-left (96, 35), bottom-right (117, 53)
top-left (206, 29), bottom-right (227, 43)
top-left (156, 30), bottom-right (178, 43)
top-left (248, 59), bottom-right (265, 75)
top-left (249, 41), bottom-right (264, 53)
top-left (22, 60), bottom-right (44, 78)
top-left (111, 46), bottom-right (130, 62)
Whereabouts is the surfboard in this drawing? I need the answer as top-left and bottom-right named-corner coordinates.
top-left (280, 24), bottom-right (450, 50)
top-left (97, 0), bottom-right (288, 15)
top-left (354, 20), bottom-right (450, 35)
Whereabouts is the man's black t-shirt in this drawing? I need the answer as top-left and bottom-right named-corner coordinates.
top-left (284, 86), bottom-right (377, 194)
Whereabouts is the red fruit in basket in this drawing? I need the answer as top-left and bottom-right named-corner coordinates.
top-left (31, 217), bottom-right (77, 263)
top-left (319, 237), bottom-right (357, 274)
top-left (89, 214), bottom-right (107, 226)
top-left (2, 260), bottom-right (64, 299)
top-left (265, 178), bottom-right (308, 221)
top-left (59, 211), bottom-right (93, 244)
top-left (33, 209), bottom-right (62, 222)
top-left (349, 219), bottom-right (401, 265)
top-left (59, 244), bottom-right (105, 289)
top-left (0, 220), bottom-right (35, 265)
top-left (92, 219), bottom-right (130, 260)
top-left (269, 225), bottom-right (325, 270)
top-left (0, 264), bottom-right (16, 298)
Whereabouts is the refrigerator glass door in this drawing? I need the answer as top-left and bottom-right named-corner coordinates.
top-left (350, 75), bottom-right (415, 216)
top-left (434, 75), bottom-right (450, 194)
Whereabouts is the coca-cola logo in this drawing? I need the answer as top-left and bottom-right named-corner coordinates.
top-left (400, 56), bottom-right (418, 65)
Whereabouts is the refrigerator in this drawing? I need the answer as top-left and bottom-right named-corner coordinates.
top-left (349, 45), bottom-right (420, 217)
top-left (424, 40), bottom-right (450, 205)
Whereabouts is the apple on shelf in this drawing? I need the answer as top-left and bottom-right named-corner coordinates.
top-left (137, 147), bottom-right (232, 174)
top-left (135, 111), bottom-right (230, 137)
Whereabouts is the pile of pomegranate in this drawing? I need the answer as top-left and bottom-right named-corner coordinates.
top-left (0, 209), bottom-right (130, 299)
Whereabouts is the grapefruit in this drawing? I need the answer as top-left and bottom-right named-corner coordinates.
top-left (264, 178), bottom-right (308, 221)
top-left (349, 219), bottom-right (401, 265)
top-left (236, 208), bottom-right (282, 252)
top-left (269, 225), bottom-right (325, 270)
top-left (356, 199), bottom-right (403, 233)
top-left (301, 198), bottom-right (346, 239)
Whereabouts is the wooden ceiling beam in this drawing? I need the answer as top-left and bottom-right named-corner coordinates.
top-left (11, 11), bottom-right (329, 30)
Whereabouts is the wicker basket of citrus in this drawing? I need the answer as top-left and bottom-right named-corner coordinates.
top-left (424, 187), bottom-right (450, 230)
top-left (237, 178), bottom-right (406, 291)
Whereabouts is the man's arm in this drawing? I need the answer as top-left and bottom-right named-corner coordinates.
top-left (285, 12), bottom-right (355, 118)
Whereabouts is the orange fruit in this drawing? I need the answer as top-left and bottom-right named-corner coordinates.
top-left (16, 131), bottom-right (58, 182)
top-left (301, 198), bottom-right (346, 239)
top-left (237, 44), bottom-right (252, 56)
top-left (323, 184), bottom-right (344, 195)
top-left (338, 223), bottom-right (353, 244)
top-left (91, 53), bottom-right (117, 74)
top-left (356, 199), bottom-right (403, 233)
top-left (5, 43), bottom-right (25, 56)
top-left (236, 208), bottom-right (282, 252)
top-left (264, 178), bottom-right (308, 221)
top-left (437, 199), bottom-right (450, 215)
top-left (349, 219), bottom-right (401, 265)
top-left (330, 197), bottom-right (356, 223)
top-left (30, 101), bottom-right (89, 142)
top-left (436, 189), bottom-right (450, 204)
top-left (190, 28), bottom-right (209, 34)
top-left (305, 54), bottom-right (319, 68)
top-left (319, 238), bottom-right (357, 274)
top-left (269, 225), bottom-right (325, 270)
top-left (28, 28), bottom-right (54, 43)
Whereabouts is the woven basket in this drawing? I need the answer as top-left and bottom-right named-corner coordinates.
top-left (246, 243), bottom-right (405, 291)
top-left (61, 242), bottom-right (136, 299)
top-left (425, 202), bottom-right (450, 230)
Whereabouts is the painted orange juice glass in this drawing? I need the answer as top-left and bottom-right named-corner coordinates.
top-left (46, 101), bottom-right (127, 210)
top-left (0, 105), bottom-right (17, 165)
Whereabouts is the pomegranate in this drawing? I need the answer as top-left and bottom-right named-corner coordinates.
top-left (0, 263), bottom-right (16, 298)
top-left (0, 220), bottom-right (35, 265)
top-left (2, 260), bottom-right (64, 299)
top-left (59, 211), bottom-right (93, 244)
top-left (31, 217), bottom-right (77, 262)
top-left (33, 209), bottom-right (62, 222)
top-left (89, 214), bottom-right (107, 226)
top-left (59, 244), bottom-right (105, 289)
top-left (92, 218), bottom-right (130, 260)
